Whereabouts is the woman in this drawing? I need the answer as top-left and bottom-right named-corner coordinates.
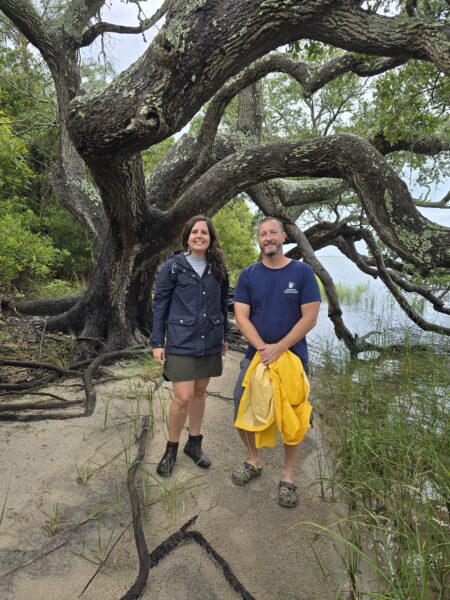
top-left (150, 215), bottom-right (229, 476)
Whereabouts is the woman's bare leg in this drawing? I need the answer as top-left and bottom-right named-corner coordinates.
top-left (168, 380), bottom-right (195, 441)
top-left (187, 377), bottom-right (210, 435)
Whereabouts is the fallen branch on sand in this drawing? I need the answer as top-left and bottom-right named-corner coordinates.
top-left (119, 418), bottom-right (257, 600)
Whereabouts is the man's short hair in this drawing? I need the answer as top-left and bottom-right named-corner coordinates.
top-left (258, 216), bottom-right (285, 232)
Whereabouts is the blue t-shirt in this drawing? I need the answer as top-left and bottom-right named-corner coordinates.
top-left (234, 260), bottom-right (321, 365)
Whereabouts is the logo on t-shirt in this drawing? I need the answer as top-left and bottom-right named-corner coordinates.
top-left (284, 281), bottom-right (298, 294)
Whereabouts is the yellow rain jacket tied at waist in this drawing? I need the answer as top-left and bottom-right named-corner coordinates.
top-left (234, 350), bottom-right (312, 448)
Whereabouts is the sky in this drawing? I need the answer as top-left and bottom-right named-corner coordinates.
top-left (80, 1), bottom-right (449, 244)
top-left (80, 1), bottom-right (164, 72)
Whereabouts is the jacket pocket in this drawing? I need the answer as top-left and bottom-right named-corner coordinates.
top-left (167, 318), bottom-right (195, 349)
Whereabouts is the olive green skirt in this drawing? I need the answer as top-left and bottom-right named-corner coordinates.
top-left (163, 353), bottom-right (223, 382)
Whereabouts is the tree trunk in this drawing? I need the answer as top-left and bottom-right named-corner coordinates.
top-left (44, 210), bottom-right (179, 358)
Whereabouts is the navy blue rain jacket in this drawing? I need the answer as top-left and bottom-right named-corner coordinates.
top-left (150, 253), bottom-right (229, 356)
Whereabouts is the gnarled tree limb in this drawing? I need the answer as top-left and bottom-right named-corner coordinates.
top-left (67, 1), bottom-right (450, 158)
top-left (80, 0), bottom-right (172, 47)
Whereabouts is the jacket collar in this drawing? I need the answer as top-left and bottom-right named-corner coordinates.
top-left (172, 252), bottom-right (212, 277)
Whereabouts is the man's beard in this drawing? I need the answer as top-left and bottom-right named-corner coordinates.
top-left (261, 242), bottom-right (282, 255)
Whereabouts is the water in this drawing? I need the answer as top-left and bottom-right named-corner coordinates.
top-left (307, 253), bottom-right (450, 358)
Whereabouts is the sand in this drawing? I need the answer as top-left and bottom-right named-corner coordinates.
top-left (0, 350), bottom-right (348, 600)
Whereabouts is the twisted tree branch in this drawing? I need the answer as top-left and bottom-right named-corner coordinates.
top-left (80, 0), bottom-right (172, 48)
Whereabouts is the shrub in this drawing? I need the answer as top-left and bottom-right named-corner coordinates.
top-left (0, 211), bottom-right (66, 294)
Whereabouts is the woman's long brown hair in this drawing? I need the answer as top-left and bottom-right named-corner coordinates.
top-left (181, 215), bottom-right (227, 283)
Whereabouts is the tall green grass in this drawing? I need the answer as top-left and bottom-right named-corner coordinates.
top-left (317, 279), bottom-right (370, 304)
top-left (312, 346), bottom-right (449, 598)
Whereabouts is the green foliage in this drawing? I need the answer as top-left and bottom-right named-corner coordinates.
top-left (0, 36), bottom-right (56, 150)
top-left (263, 44), bottom-right (368, 142)
top-left (33, 278), bottom-right (85, 299)
top-left (80, 59), bottom-right (116, 96)
top-left (0, 211), bottom-right (65, 293)
top-left (212, 198), bottom-right (259, 285)
top-left (360, 60), bottom-right (449, 144)
top-left (411, 0), bottom-right (450, 20)
top-left (42, 201), bottom-right (95, 279)
top-left (0, 27), bottom-right (95, 287)
top-left (0, 115), bottom-right (84, 291)
top-left (0, 116), bottom-right (63, 293)
top-left (323, 349), bottom-right (450, 597)
top-left (266, 39), bottom-right (449, 215)
top-left (188, 97), bottom-right (239, 137)
top-left (355, 59), bottom-right (450, 188)
top-left (0, 114), bottom-right (34, 196)
top-left (141, 137), bottom-right (175, 176)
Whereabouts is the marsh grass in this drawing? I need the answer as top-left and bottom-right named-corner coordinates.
top-left (137, 464), bottom-right (208, 526)
top-left (76, 461), bottom-right (95, 485)
top-left (0, 475), bottom-right (11, 527)
top-left (318, 280), bottom-right (370, 304)
top-left (133, 352), bottom-right (163, 381)
top-left (89, 524), bottom-right (117, 566)
top-left (156, 474), bottom-right (209, 527)
top-left (43, 502), bottom-right (64, 535)
top-left (311, 344), bottom-right (449, 598)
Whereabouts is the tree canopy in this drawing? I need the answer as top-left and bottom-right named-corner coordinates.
top-left (0, 0), bottom-right (448, 358)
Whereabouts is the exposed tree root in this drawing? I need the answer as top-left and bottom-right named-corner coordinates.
top-left (121, 418), bottom-right (256, 600)
top-left (1, 295), bottom-right (81, 317)
top-left (0, 400), bottom-right (82, 412)
top-left (0, 390), bottom-right (77, 402)
top-left (120, 416), bottom-right (150, 600)
top-left (0, 412), bottom-right (87, 422)
top-left (0, 359), bottom-right (82, 378)
top-left (0, 375), bottom-right (57, 391)
top-left (0, 347), bottom-right (149, 422)
top-left (183, 530), bottom-right (257, 600)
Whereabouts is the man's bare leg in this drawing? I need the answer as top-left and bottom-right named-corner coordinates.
top-left (282, 443), bottom-right (301, 483)
top-left (237, 428), bottom-right (261, 468)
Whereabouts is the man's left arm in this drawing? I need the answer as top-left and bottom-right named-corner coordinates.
top-left (258, 301), bottom-right (320, 365)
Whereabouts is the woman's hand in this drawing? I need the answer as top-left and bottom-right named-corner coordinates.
top-left (222, 341), bottom-right (228, 355)
top-left (152, 347), bottom-right (166, 365)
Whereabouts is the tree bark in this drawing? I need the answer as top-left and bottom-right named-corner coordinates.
top-left (67, 0), bottom-right (450, 158)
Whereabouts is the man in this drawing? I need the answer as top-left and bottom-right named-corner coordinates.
top-left (232, 217), bottom-right (321, 507)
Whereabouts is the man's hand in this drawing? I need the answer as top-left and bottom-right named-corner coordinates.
top-left (222, 341), bottom-right (228, 355)
top-left (152, 347), bottom-right (166, 365)
top-left (258, 342), bottom-right (285, 365)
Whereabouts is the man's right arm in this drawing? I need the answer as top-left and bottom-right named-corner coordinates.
top-left (234, 302), bottom-right (265, 352)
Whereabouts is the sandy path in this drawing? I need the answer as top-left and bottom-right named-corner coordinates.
top-left (0, 351), bottom-right (346, 600)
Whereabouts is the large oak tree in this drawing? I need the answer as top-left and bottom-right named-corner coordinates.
top-left (1, 0), bottom-right (449, 358)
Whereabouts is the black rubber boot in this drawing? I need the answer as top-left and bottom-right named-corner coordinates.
top-left (156, 441), bottom-right (178, 476)
top-left (183, 434), bottom-right (211, 469)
